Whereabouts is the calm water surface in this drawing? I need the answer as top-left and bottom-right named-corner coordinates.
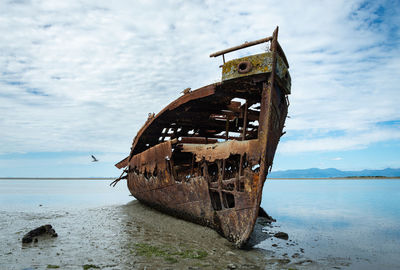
top-left (0, 179), bottom-right (399, 269)
top-left (261, 179), bottom-right (400, 269)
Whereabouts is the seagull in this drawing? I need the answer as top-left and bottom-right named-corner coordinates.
top-left (91, 155), bottom-right (99, 162)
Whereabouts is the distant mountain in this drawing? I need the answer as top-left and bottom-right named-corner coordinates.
top-left (268, 168), bottom-right (400, 178)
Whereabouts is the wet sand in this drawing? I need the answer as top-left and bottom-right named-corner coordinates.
top-left (0, 200), bottom-right (321, 270)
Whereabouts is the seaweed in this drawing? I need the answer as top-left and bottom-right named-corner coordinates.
top-left (133, 242), bottom-right (208, 263)
top-left (82, 264), bottom-right (100, 270)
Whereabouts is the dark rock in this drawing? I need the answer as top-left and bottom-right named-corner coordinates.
top-left (272, 244), bottom-right (278, 247)
top-left (273, 232), bottom-right (289, 240)
top-left (258, 207), bottom-right (276, 222)
top-left (22, 224), bottom-right (58, 243)
top-left (278, 258), bottom-right (291, 264)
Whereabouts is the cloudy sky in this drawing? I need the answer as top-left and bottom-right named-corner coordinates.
top-left (0, 0), bottom-right (399, 177)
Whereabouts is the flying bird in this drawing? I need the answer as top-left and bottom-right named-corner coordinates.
top-left (91, 155), bottom-right (99, 162)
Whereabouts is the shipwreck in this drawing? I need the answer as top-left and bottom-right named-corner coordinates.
top-left (114, 26), bottom-right (291, 248)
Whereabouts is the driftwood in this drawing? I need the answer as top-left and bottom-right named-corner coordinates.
top-left (22, 224), bottom-right (58, 243)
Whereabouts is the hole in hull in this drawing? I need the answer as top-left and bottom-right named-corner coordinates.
top-left (209, 191), bottom-right (222, 211)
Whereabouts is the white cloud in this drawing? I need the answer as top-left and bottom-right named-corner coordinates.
top-left (0, 0), bottom-right (399, 158)
top-left (279, 126), bottom-right (400, 154)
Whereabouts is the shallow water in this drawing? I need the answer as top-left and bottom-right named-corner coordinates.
top-left (260, 179), bottom-right (400, 269)
top-left (0, 179), bottom-right (399, 269)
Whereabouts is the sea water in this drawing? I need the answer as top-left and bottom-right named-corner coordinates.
top-left (260, 179), bottom-right (400, 269)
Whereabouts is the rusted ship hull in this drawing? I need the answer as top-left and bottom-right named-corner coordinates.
top-left (115, 27), bottom-right (290, 247)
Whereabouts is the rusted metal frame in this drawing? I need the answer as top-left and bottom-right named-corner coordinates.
top-left (207, 135), bottom-right (242, 140)
top-left (221, 177), bottom-right (236, 185)
top-left (274, 74), bottom-right (288, 93)
top-left (169, 128), bottom-right (178, 140)
top-left (173, 128), bottom-right (179, 141)
top-left (127, 84), bottom-right (216, 161)
top-left (175, 110), bottom-right (219, 119)
top-left (209, 187), bottom-right (235, 195)
top-left (109, 168), bottom-right (128, 187)
top-left (190, 154), bottom-right (195, 177)
top-left (246, 123), bottom-right (258, 129)
top-left (246, 110), bottom-right (260, 121)
top-left (178, 137), bottom-right (218, 144)
top-left (221, 158), bottom-right (226, 181)
top-left (221, 158), bottom-right (226, 185)
top-left (238, 101), bottom-right (248, 191)
top-left (166, 158), bottom-right (173, 175)
top-left (217, 160), bottom-right (225, 209)
top-left (203, 161), bottom-right (210, 185)
top-left (134, 183), bottom-right (176, 193)
top-left (221, 116), bottom-right (229, 183)
top-left (160, 127), bottom-right (171, 142)
top-left (239, 26), bottom-right (279, 244)
top-left (173, 123), bottom-right (239, 135)
top-left (225, 118), bottom-right (230, 141)
top-left (276, 41), bottom-right (289, 68)
top-left (241, 102), bottom-right (248, 140)
top-left (210, 182), bottom-right (218, 188)
top-left (169, 158), bottom-right (178, 181)
top-left (210, 36), bottom-right (273, 57)
top-left (115, 156), bottom-right (129, 169)
top-left (118, 28), bottom-right (290, 249)
top-left (259, 26), bottom-right (278, 183)
top-left (258, 28), bottom-right (278, 201)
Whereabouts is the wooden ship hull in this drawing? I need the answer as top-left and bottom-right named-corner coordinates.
top-left (114, 27), bottom-right (291, 248)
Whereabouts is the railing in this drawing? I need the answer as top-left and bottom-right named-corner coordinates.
top-left (209, 26), bottom-right (289, 68)
top-left (209, 36), bottom-right (273, 58)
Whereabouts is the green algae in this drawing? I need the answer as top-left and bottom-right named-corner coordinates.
top-left (82, 264), bottom-right (100, 270)
top-left (133, 242), bottom-right (208, 263)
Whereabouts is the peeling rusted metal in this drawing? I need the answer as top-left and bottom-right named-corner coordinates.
top-left (128, 141), bottom-right (172, 174)
top-left (181, 140), bottom-right (260, 163)
top-left (115, 26), bottom-right (291, 248)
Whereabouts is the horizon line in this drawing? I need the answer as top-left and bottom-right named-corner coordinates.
top-left (1, 176), bottom-right (399, 180)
